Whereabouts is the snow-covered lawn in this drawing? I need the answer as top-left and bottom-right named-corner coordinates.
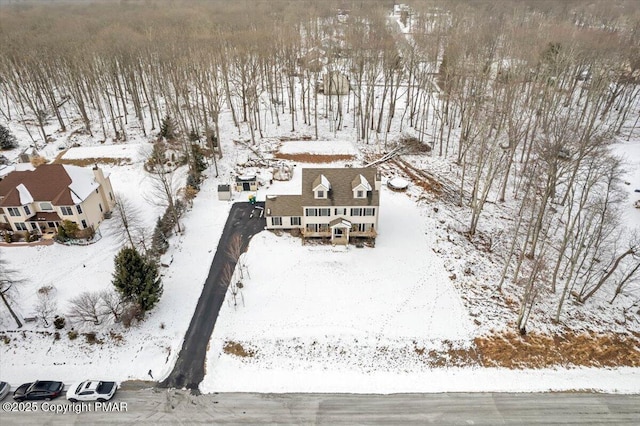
top-left (277, 140), bottom-right (358, 156)
top-left (202, 188), bottom-right (475, 392)
top-left (202, 185), bottom-right (640, 393)
top-left (61, 143), bottom-right (148, 161)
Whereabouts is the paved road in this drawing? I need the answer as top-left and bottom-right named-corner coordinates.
top-left (159, 202), bottom-right (266, 391)
top-left (2, 389), bottom-right (639, 424)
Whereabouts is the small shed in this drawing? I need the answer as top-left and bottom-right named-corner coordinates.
top-left (218, 184), bottom-right (231, 201)
top-left (235, 174), bottom-right (258, 192)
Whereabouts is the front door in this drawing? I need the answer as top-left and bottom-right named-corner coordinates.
top-left (243, 182), bottom-right (251, 191)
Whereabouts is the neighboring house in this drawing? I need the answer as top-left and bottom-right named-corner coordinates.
top-left (0, 164), bottom-right (115, 236)
top-left (265, 167), bottom-right (380, 245)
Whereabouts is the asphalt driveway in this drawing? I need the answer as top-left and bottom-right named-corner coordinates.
top-left (160, 201), bottom-right (266, 391)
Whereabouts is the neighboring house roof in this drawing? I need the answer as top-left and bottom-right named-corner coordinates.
top-left (30, 211), bottom-right (62, 222)
top-left (0, 164), bottom-right (100, 207)
top-left (218, 184), bottom-right (231, 192)
top-left (265, 195), bottom-right (303, 216)
top-left (301, 168), bottom-right (378, 207)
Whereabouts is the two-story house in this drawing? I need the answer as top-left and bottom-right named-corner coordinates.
top-left (0, 164), bottom-right (116, 236)
top-left (265, 167), bottom-right (380, 245)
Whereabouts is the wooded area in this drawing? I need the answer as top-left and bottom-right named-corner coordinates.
top-left (1, 0), bottom-right (640, 332)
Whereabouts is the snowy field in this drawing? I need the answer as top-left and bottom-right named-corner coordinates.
top-left (61, 143), bottom-right (149, 161)
top-left (277, 140), bottom-right (358, 156)
top-left (201, 179), bottom-right (640, 394)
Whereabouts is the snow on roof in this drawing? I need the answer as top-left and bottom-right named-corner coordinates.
top-left (0, 165), bottom-right (15, 178)
top-left (16, 183), bottom-right (34, 204)
top-left (63, 165), bottom-right (99, 204)
top-left (355, 174), bottom-right (372, 191)
top-left (320, 174), bottom-right (331, 189)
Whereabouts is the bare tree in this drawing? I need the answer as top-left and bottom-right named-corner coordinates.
top-left (112, 194), bottom-right (148, 252)
top-left (35, 286), bottom-right (57, 328)
top-left (0, 255), bottom-right (24, 328)
top-left (99, 289), bottom-right (125, 323)
top-left (145, 146), bottom-right (183, 233)
top-left (68, 291), bottom-right (103, 326)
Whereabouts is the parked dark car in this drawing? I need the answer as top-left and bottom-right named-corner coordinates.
top-left (13, 381), bottom-right (64, 402)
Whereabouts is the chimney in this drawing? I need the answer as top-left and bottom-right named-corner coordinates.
top-left (93, 165), bottom-right (105, 183)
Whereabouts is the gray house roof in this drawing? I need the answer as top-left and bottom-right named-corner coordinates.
top-left (265, 195), bottom-right (303, 216)
top-left (265, 167), bottom-right (379, 217)
top-left (301, 168), bottom-right (379, 207)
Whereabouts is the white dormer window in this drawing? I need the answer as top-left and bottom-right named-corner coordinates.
top-left (352, 174), bottom-right (372, 199)
top-left (313, 174), bottom-right (331, 199)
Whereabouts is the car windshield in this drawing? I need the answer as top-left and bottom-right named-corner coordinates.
top-left (75, 383), bottom-right (84, 394)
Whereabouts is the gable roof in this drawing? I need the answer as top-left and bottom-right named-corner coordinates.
top-left (0, 164), bottom-right (99, 207)
top-left (312, 174), bottom-right (331, 190)
top-left (352, 174), bottom-right (372, 191)
top-left (301, 167), bottom-right (379, 207)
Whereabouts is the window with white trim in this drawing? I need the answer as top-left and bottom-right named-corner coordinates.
top-left (6, 207), bottom-right (20, 217)
top-left (272, 217), bottom-right (282, 226)
top-left (291, 217), bottom-right (301, 226)
top-left (81, 220), bottom-right (88, 228)
top-left (335, 208), bottom-right (346, 216)
top-left (77, 205), bottom-right (83, 214)
top-left (316, 190), bottom-right (324, 198)
top-left (15, 222), bottom-right (27, 231)
top-left (319, 208), bottom-right (330, 216)
top-left (60, 206), bottom-right (73, 215)
top-left (305, 208), bottom-right (318, 216)
top-left (39, 202), bottom-right (53, 211)
top-left (24, 205), bottom-right (31, 216)
top-left (350, 208), bottom-right (363, 216)
top-left (356, 190), bottom-right (364, 198)
top-left (364, 208), bottom-right (375, 216)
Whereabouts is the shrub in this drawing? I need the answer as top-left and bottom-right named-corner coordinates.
top-left (53, 316), bottom-right (66, 330)
top-left (68, 330), bottom-right (78, 340)
top-left (54, 332), bottom-right (60, 341)
top-left (84, 332), bottom-right (103, 344)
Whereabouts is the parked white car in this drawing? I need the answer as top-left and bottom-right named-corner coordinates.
top-left (66, 380), bottom-right (117, 402)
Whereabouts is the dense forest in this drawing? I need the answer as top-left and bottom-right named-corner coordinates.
top-left (1, 0), bottom-right (640, 332)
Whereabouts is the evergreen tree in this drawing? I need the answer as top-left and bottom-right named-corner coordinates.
top-left (191, 144), bottom-right (207, 174)
top-left (151, 218), bottom-right (169, 256)
top-left (112, 247), bottom-right (163, 312)
top-left (159, 115), bottom-right (177, 140)
top-left (0, 124), bottom-right (18, 150)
